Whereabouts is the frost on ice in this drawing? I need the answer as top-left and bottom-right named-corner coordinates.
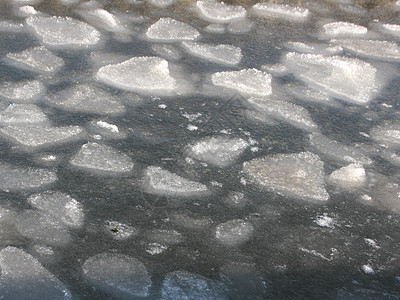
top-left (0, 246), bottom-right (71, 300)
top-left (143, 166), bottom-right (210, 198)
top-left (25, 16), bottom-right (101, 49)
top-left (186, 136), bottom-right (249, 167)
top-left (243, 152), bottom-right (329, 203)
top-left (252, 2), bottom-right (310, 22)
top-left (146, 17), bottom-right (200, 41)
top-left (0, 80), bottom-right (45, 103)
top-left (196, 0), bottom-right (246, 23)
top-left (82, 253), bottom-right (151, 298)
top-left (215, 219), bottom-right (254, 246)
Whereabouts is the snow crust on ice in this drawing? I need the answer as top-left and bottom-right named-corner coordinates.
top-left (196, 0), bottom-right (246, 23)
top-left (181, 41), bottom-right (242, 65)
top-left (146, 17), bottom-right (200, 41)
top-left (322, 22), bottom-right (367, 38)
top-left (252, 2), bottom-right (310, 22)
top-left (243, 152), bottom-right (329, 202)
top-left (25, 16), bottom-right (101, 49)
top-left (0, 80), bottom-right (45, 103)
top-left (328, 163), bottom-right (366, 190)
top-left (0, 104), bottom-right (49, 125)
top-left (215, 219), bottom-right (254, 246)
top-left (0, 246), bottom-right (71, 300)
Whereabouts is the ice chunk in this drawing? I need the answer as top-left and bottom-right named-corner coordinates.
top-left (25, 16), bottom-right (101, 49)
top-left (16, 210), bottom-right (71, 245)
top-left (369, 181), bottom-right (400, 214)
top-left (146, 229), bottom-right (183, 245)
top-left (285, 83), bottom-right (334, 105)
top-left (187, 136), bottom-right (248, 167)
top-left (314, 213), bottom-right (335, 228)
top-left (223, 191), bottom-right (249, 208)
top-left (151, 44), bottom-right (181, 61)
top-left (87, 120), bottom-right (127, 139)
top-left (96, 57), bottom-right (177, 95)
top-left (227, 19), bottom-right (253, 34)
top-left (211, 69), bottom-right (272, 97)
top-left (148, 0), bottom-right (175, 8)
top-left (143, 166), bottom-right (210, 198)
top-left (284, 52), bottom-right (382, 105)
top-left (215, 219), bottom-right (254, 246)
top-left (70, 142), bottom-right (133, 174)
top-left (0, 20), bottom-right (25, 32)
top-left (59, 0), bottom-right (79, 5)
top-left (0, 124), bottom-right (85, 151)
top-left (182, 41), bottom-right (242, 65)
top-left (375, 23), bottom-right (400, 38)
top-left (261, 63), bottom-right (288, 76)
top-left (322, 22), bottom-right (367, 38)
top-left (161, 271), bottom-right (227, 300)
top-left (331, 39), bottom-right (400, 61)
top-left (15, 5), bottom-right (42, 18)
top-left (105, 221), bottom-right (139, 240)
top-left (196, 0), bottom-right (246, 23)
top-left (204, 23), bottom-right (225, 33)
top-left (88, 51), bottom-right (130, 68)
top-left (243, 152), bottom-right (329, 202)
top-left (328, 163), bottom-right (366, 190)
top-left (252, 3), bottom-right (310, 22)
top-left (0, 104), bottom-right (49, 125)
top-left (247, 97), bottom-right (318, 132)
top-left (146, 17), bottom-right (200, 41)
top-left (4, 46), bottom-right (64, 75)
top-left (78, 8), bottom-right (129, 34)
top-left (0, 163), bottom-right (57, 191)
top-left (28, 191), bottom-right (84, 228)
top-left (46, 84), bottom-right (126, 116)
top-left (370, 122), bottom-right (400, 150)
top-left (361, 264), bottom-right (375, 275)
top-left (285, 41), bottom-right (343, 55)
top-left (0, 80), bottom-right (45, 103)
top-left (82, 253), bottom-right (151, 298)
top-left (0, 246), bottom-right (71, 300)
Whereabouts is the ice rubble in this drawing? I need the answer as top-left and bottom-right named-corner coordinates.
top-left (252, 2), bottom-right (310, 22)
top-left (0, 163), bottom-right (57, 191)
top-left (243, 152), bottom-right (329, 203)
top-left (148, 0), bottom-right (175, 8)
top-left (146, 17), bottom-right (200, 41)
top-left (0, 247), bottom-right (71, 300)
top-left (96, 57), bottom-right (178, 95)
top-left (0, 80), bottom-right (45, 103)
top-left (4, 46), bottom-right (64, 75)
top-left (328, 163), bottom-right (366, 191)
top-left (28, 191), bottom-right (84, 228)
top-left (0, 124), bottom-right (85, 151)
top-left (142, 166), bottom-right (210, 197)
top-left (0, 104), bottom-right (49, 125)
top-left (181, 41), bottom-right (242, 66)
top-left (321, 22), bottom-right (368, 38)
top-left (82, 253), bottom-right (151, 298)
top-left (211, 69), bottom-right (272, 97)
top-left (161, 271), bottom-right (227, 300)
top-left (70, 142), bottom-right (134, 174)
top-left (186, 136), bottom-right (249, 167)
top-left (25, 16), bottom-right (101, 49)
top-left (46, 84), bottom-right (126, 116)
top-left (284, 52), bottom-right (382, 105)
top-left (196, 0), bottom-right (246, 23)
top-left (215, 219), bottom-right (254, 246)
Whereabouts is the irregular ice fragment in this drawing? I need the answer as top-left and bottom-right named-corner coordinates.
top-left (151, 44), bottom-right (181, 61)
top-left (252, 2), bottom-right (310, 22)
top-left (204, 23), bottom-right (225, 33)
top-left (370, 122), bottom-right (400, 150)
top-left (361, 264), bottom-right (375, 275)
top-left (285, 41), bottom-right (343, 55)
top-left (0, 246), bottom-right (71, 300)
top-left (0, 80), bottom-right (45, 103)
top-left (322, 22), bottom-right (367, 38)
top-left (148, 0), bottom-right (175, 8)
top-left (87, 120), bottom-right (127, 139)
top-left (196, 0), bottom-right (246, 23)
top-left (105, 221), bottom-right (139, 240)
top-left (78, 8), bottom-right (129, 34)
top-left (182, 41), bottom-right (242, 65)
top-left (146, 229), bottom-right (183, 245)
top-left (368, 181), bottom-right (400, 214)
top-left (146, 17), bottom-right (200, 41)
top-left (328, 163), bottom-right (366, 191)
top-left (314, 213), bottom-right (335, 228)
top-left (143, 166), bottom-right (209, 197)
top-left (227, 18), bottom-right (253, 34)
top-left (215, 219), bottom-right (254, 246)
top-left (83, 253), bottom-right (151, 298)
top-left (375, 23), bottom-right (400, 38)
top-left (243, 152), bottom-right (329, 202)
top-left (0, 104), bottom-right (48, 125)
top-left (0, 20), bottom-right (25, 32)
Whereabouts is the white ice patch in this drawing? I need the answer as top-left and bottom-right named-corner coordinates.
top-left (151, 44), bottom-right (181, 61)
top-left (181, 41), bottom-right (242, 65)
top-left (226, 18), bottom-right (253, 34)
top-left (70, 142), bottom-right (134, 174)
top-left (211, 69), bottom-right (272, 97)
top-left (82, 253), bottom-right (151, 298)
top-left (328, 163), bottom-right (366, 191)
top-left (87, 120), bottom-right (126, 140)
top-left (364, 238), bottom-right (380, 249)
top-left (196, 0), bottom-right (246, 23)
top-left (285, 41), bottom-right (343, 56)
top-left (314, 213), bottom-right (335, 228)
top-left (375, 23), bottom-right (400, 38)
top-left (215, 219), bottom-right (254, 246)
top-left (261, 63), bottom-right (288, 76)
top-left (284, 52), bottom-right (382, 105)
top-left (0, 80), bottom-right (45, 103)
top-left (322, 22), bottom-right (367, 38)
top-left (142, 166), bottom-right (210, 198)
top-left (243, 152), bottom-right (329, 203)
top-left (187, 136), bottom-right (249, 167)
top-left (147, 0), bottom-right (175, 8)
top-left (0, 104), bottom-right (49, 126)
top-left (370, 122), bottom-right (400, 150)
top-left (15, 5), bottom-right (42, 18)
top-left (78, 8), bottom-right (129, 34)
top-left (4, 46), bottom-right (64, 75)
top-left (252, 2), bottom-right (310, 22)
top-left (361, 264), bottom-right (375, 275)
top-left (25, 16), bottom-right (101, 49)
top-left (146, 17), bottom-right (200, 41)
top-left (204, 23), bottom-right (225, 33)
top-left (146, 229), bottom-right (183, 245)
top-left (0, 20), bottom-right (25, 33)
top-left (0, 246), bottom-right (71, 300)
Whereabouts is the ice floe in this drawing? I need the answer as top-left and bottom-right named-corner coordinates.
top-left (0, 20), bottom-right (25, 32)
top-left (146, 229), bottom-right (183, 245)
top-left (252, 2), bottom-right (310, 22)
top-left (285, 41), bottom-right (343, 56)
top-left (196, 0), bottom-right (246, 23)
top-left (328, 163), bottom-right (366, 191)
top-left (146, 17), bottom-right (200, 41)
top-left (243, 152), bottom-right (329, 202)
top-left (374, 22), bottom-right (400, 39)
top-left (148, 0), bottom-right (175, 8)
top-left (151, 44), bottom-right (182, 61)
top-left (87, 120), bottom-right (127, 140)
top-left (170, 212), bottom-right (212, 230)
top-left (105, 220), bottom-right (139, 240)
top-left (0, 80), bottom-right (45, 103)
top-left (0, 104), bottom-right (49, 126)
top-left (321, 22), bottom-right (368, 38)
top-left (215, 219), bottom-right (254, 246)
top-left (182, 41), bottom-right (242, 65)
top-left (370, 122), bottom-right (400, 150)
top-left (77, 8), bottom-right (129, 34)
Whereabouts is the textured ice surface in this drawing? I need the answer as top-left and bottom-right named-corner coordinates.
top-left (96, 57), bottom-right (177, 95)
top-left (151, 44), bottom-right (181, 61)
top-left (82, 253), bottom-right (151, 298)
top-left (204, 23), bottom-right (225, 33)
top-left (196, 0), bottom-right (246, 23)
top-left (227, 19), bottom-right (254, 34)
top-left (0, 20), bottom-right (25, 32)
top-left (143, 166), bottom-right (209, 197)
top-left (285, 41), bottom-right (343, 56)
top-left (182, 41), bottom-right (242, 65)
top-left (28, 191), bottom-right (84, 228)
top-left (328, 163), bottom-right (366, 190)
top-left (26, 16), bottom-right (101, 49)
top-left (0, 80), bottom-right (45, 103)
top-left (211, 69), bottom-right (272, 97)
top-left (0, 163), bottom-right (57, 191)
top-left (0, 124), bottom-right (85, 151)
top-left (332, 39), bottom-right (400, 61)
top-left (286, 83), bottom-right (334, 105)
top-left (161, 271), bottom-right (227, 300)
top-left (146, 17), bottom-right (200, 41)
top-left (87, 120), bottom-right (127, 139)
top-left (78, 8), bottom-right (129, 34)
top-left (146, 229), bottom-right (183, 245)
top-left (247, 97), bottom-right (318, 132)
top-left (243, 152), bottom-right (329, 202)
top-left (223, 191), bottom-right (248, 208)
top-left (0, 246), bottom-right (71, 300)
top-left (187, 136), bottom-right (248, 167)
top-left (369, 181), bottom-right (400, 214)
top-left (375, 23), bottom-right (400, 38)
top-left (215, 219), bottom-right (254, 246)
top-left (16, 5), bottom-right (41, 18)
top-left (70, 142), bottom-right (133, 174)
top-left (148, 0), bottom-right (175, 8)
top-left (252, 3), bottom-right (310, 22)
top-left (370, 122), bottom-right (400, 150)
top-left (284, 52), bottom-right (382, 105)
top-left (46, 84), bottom-right (125, 116)
top-left (105, 221), bottom-right (139, 240)
top-left (0, 104), bottom-right (49, 125)
top-left (322, 22), bottom-right (367, 38)
top-left (4, 46), bottom-right (64, 75)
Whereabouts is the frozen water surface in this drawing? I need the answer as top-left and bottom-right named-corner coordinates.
top-left (146, 17), bottom-right (200, 41)
top-left (0, 104), bottom-right (49, 125)
top-left (0, 80), bottom-right (46, 103)
top-left (181, 41), bottom-right (242, 65)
